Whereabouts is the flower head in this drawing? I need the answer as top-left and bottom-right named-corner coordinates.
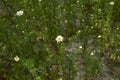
top-left (55, 35), bottom-right (64, 43)
top-left (77, 0), bottom-right (79, 3)
top-left (98, 35), bottom-right (102, 38)
top-left (77, 30), bottom-right (81, 33)
top-left (16, 10), bottom-right (24, 16)
top-left (39, 0), bottom-right (42, 2)
top-left (58, 78), bottom-right (62, 80)
top-left (109, 1), bottom-right (115, 5)
top-left (14, 55), bottom-right (20, 62)
top-left (79, 46), bottom-right (82, 49)
top-left (91, 52), bottom-right (94, 55)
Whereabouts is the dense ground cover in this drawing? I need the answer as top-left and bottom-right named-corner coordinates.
top-left (0, 0), bottom-right (120, 80)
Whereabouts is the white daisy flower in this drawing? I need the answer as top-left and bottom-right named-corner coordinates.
top-left (77, 1), bottom-right (79, 3)
top-left (65, 20), bottom-right (68, 23)
top-left (77, 30), bottom-right (81, 33)
top-left (109, 1), bottom-right (115, 5)
top-left (58, 78), bottom-right (62, 80)
top-left (91, 52), bottom-right (94, 55)
top-left (55, 35), bottom-right (64, 43)
top-left (79, 46), bottom-right (82, 49)
top-left (39, 0), bottom-right (42, 2)
top-left (16, 10), bottom-right (24, 16)
top-left (98, 35), bottom-right (102, 38)
top-left (14, 55), bottom-right (20, 62)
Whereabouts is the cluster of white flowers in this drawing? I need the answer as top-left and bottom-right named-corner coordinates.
top-left (16, 10), bottom-right (24, 16)
top-left (55, 35), bottom-right (64, 43)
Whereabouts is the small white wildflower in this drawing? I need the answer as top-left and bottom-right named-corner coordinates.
top-left (109, 1), bottom-right (115, 5)
top-left (3, 46), bottom-right (6, 49)
top-left (91, 26), bottom-right (94, 29)
top-left (16, 10), bottom-right (24, 16)
top-left (65, 20), bottom-right (68, 23)
top-left (81, 5), bottom-right (84, 7)
top-left (14, 55), bottom-right (20, 62)
top-left (39, 0), bottom-right (42, 2)
top-left (79, 46), bottom-right (82, 49)
top-left (63, 9), bottom-right (66, 11)
top-left (45, 27), bottom-right (47, 30)
top-left (16, 25), bottom-right (18, 27)
top-left (55, 35), bottom-right (64, 43)
top-left (116, 27), bottom-right (119, 30)
top-left (77, 30), bottom-right (81, 33)
top-left (77, 0), bottom-right (79, 3)
top-left (22, 31), bottom-right (24, 33)
top-left (98, 9), bottom-right (101, 12)
top-left (82, 19), bottom-right (85, 22)
top-left (98, 35), bottom-right (102, 38)
top-left (91, 52), bottom-right (94, 55)
top-left (50, 68), bottom-right (52, 70)
top-left (58, 5), bottom-right (61, 8)
top-left (33, 16), bottom-right (35, 19)
top-left (58, 78), bottom-right (62, 80)
top-left (90, 14), bottom-right (93, 17)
